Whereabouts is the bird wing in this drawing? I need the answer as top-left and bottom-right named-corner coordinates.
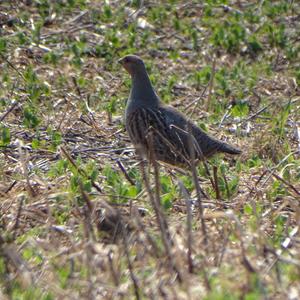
top-left (159, 106), bottom-right (223, 158)
top-left (161, 105), bottom-right (242, 157)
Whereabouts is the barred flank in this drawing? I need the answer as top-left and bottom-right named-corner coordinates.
top-left (126, 107), bottom-right (241, 167)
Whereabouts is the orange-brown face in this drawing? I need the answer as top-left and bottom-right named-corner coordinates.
top-left (118, 55), bottom-right (144, 75)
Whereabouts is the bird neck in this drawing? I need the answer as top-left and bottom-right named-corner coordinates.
top-left (130, 69), bottom-right (160, 106)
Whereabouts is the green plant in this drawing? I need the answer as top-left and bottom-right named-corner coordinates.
top-left (23, 105), bottom-right (41, 128)
top-left (272, 101), bottom-right (291, 137)
top-left (103, 164), bottom-right (140, 203)
top-left (0, 126), bottom-right (10, 146)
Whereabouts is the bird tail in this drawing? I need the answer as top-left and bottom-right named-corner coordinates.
top-left (219, 143), bottom-right (242, 155)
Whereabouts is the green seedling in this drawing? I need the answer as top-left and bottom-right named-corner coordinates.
top-left (0, 126), bottom-right (10, 147)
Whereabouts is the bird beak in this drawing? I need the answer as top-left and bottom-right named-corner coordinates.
top-left (118, 58), bottom-right (124, 65)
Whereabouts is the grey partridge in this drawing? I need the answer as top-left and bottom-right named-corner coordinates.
top-left (119, 55), bottom-right (241, 167)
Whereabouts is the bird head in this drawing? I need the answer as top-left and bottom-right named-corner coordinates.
top-left (118, 55), bottom-right (145, 76)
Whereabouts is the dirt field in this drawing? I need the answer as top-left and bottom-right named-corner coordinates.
top-left (0, 1), bottom-right (299, 299)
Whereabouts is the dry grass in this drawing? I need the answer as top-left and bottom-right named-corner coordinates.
top-left (0, 1), bottom-right (299, 299)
